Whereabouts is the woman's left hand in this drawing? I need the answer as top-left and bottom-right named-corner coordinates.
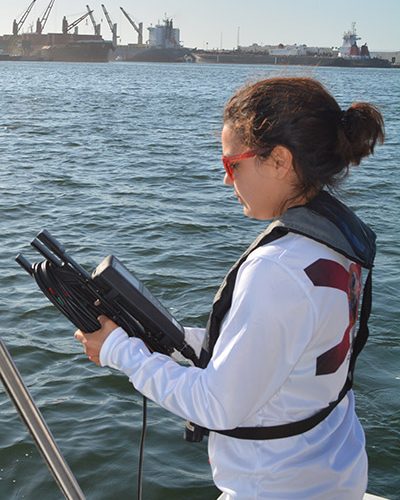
top-left (74, 315), bottom-right (119, 366)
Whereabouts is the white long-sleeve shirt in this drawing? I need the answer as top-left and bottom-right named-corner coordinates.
top-left (100, 233), bottom-right (368, 499)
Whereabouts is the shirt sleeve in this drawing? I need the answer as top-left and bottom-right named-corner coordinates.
top-left (100, 255), bottom-right (316, 430)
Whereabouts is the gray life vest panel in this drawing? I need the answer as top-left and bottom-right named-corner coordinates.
top-left (185, 191), bottom-right (376, 442)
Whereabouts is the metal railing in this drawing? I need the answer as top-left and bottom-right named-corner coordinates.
top-left (0, 338), bottom-right (85, 500)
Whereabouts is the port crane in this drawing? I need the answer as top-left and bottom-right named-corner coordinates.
top-left (120, 7), bottom-right (143, 45)
top-left (101, 4), bottom-right (118, 48)
top-left (12, 0), bottom-right (38, 35)
top-left (62, 11), bottom-right (94, 35)
top-left (36, 0), bottom-right (56, 34)
top-left (86, 5), bottom-right (101, 36)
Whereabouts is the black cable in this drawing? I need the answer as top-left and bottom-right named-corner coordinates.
top-left (137, 396), bottom-right (147, 500)
top-left (33, 261), bottom-right (101, 332)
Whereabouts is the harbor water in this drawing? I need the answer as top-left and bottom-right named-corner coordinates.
top-left (0, 61), bottom-right (399, 499)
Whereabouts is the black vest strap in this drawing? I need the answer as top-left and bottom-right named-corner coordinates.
top-left (350, 270), bottom-right (372, 374)
top-left (213, 380), bottom-right (352, 440)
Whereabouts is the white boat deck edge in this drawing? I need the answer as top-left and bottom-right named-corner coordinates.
top-left (364, 494), bottom-right (388, 499)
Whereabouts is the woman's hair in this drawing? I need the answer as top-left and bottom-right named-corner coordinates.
top-left (224, 77), bottom-right (384, 197)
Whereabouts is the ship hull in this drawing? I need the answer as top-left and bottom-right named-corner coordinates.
top-left (193, 51), bottom-right (392, 68)
top-left (42, 41), bottom-right (113, 63)
top-left (116, 46), bottom-right (193, 63)
top-left (0, 33), bottom-right (112, 63)
top-left (323, 57), bottom-right (391, 68)
top-left (0, 54), bottom-right (21, 61)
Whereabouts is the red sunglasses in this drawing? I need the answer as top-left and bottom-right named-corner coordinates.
top-left (222, 150), bottom-right (257, 180)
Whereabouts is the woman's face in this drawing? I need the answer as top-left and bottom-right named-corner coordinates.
top-left (221, 124), bottom-right (299, 220)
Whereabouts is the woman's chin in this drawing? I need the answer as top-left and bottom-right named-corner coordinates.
top-left (242, 206), bottom-right (254, 218)
top-left (243, 206), bottom-right (274, 220)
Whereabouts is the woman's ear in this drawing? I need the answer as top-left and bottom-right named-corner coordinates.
top-left (270, 146), bottom-right (294, 179)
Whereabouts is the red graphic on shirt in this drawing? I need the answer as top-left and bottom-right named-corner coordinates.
top-left (304, 259), bottom-right (361, 375)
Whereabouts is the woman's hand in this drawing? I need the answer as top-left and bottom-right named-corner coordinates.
top-left (74, 315), bottom-right (119, 366)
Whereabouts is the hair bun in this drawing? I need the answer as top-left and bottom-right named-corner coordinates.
top-left (340, 103), bottom-right (384, 165)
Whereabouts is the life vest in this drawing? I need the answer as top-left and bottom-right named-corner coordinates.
top-left (185, 191), bottom-right (376, 442)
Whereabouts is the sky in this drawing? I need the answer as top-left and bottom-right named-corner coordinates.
top-left (1, 0), bottom-right (399, 51)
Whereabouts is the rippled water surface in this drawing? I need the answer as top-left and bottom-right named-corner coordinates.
top-left (0, 61), bottom-right (399, 499)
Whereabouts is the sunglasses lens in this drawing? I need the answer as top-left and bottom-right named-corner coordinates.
top-left (222, 158), bottom-right (233, 179)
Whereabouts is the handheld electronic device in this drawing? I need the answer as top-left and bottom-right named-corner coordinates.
top-left (16, 230), bottom-right (199, 366)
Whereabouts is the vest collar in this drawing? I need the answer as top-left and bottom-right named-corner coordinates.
top-left (276, 191), bottom-right (376, 269)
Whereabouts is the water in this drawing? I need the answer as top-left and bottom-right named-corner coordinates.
top-left (0, 61), bottom-right (399, 499)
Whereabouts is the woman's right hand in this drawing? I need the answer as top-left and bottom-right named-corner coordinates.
top-left (74, 315), bottom-right (119, 366)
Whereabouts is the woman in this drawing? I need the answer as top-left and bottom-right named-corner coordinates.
top-left (75, 77), bottom-right (384, 499)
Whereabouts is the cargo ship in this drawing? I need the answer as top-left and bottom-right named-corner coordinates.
top-left (0, 2), bottom-right (113, 63)
top-left (193, 24), bottom-right (392, 68)
top-left (0, 32), bottom-right (113, 62)
top-left (115, 16), bottom-right (193, 63)
top-left (192, 49), bottom-right (391, 68)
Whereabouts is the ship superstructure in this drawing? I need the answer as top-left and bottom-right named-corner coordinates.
top-left (115, 16), bottom-right (192, 63)
top-left (338, 23), bottom-right (371, 59)
top-left (148, 18), bottom-right (181, 49)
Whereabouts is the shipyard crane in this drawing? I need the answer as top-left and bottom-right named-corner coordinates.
top-left (36, 0), bottom-right (56, 34)
top-left (12, 0), bottom-right (38, 35)
top-left (62, 11), bottom-right (93, 35)
top-left (86, 5), bottom-right (101, 36)
top-left (101, 4), bottom-right (118, 48)
top-left (120, 7), bottom-right (143, 45)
